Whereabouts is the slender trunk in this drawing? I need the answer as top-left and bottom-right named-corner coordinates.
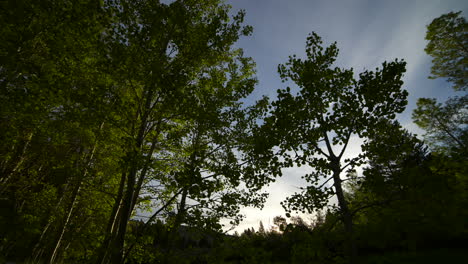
top-left (0, 131), bottom-right (33, 194)
top-left (108, 87), bottom-right (156, 263)
top-left (31, 151), bottom-right (83, 264)
top-left (130, 125), bottom-right (161, 210)
top-left (164, 147), bottom-right (198, 262)
top-left (63, 215), bottom-right (92, 257)
top-left (95, 171), bottom-right (126, 264)
top-left (174, 188), bottom-right (188, 228)
top-left (331, 161), bottom-right (357, 263)
top-left (122, 188), bottom-right (183, 262)
top-left (48, 180), bottom-right (83, 264)
top-left (434, 114), bottom-right (466, 150)
top-left (129, 136), bottom-right (159, 219)
top-left (172, 147), bottom-right (197, 232)
top-left (163, 188), bottom-right (188, 263)
top-left (30, 190), bottom-right (68, 263)
top-left (109, 163), bottom-right (138, 264)
top-left (48, 123), bottom-right (103, 263)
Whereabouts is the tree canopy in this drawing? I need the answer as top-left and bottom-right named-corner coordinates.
top-left (425, 11), bottom-right (468, 91)
top-left (414, 11), bottom-right (467, 157)
top-left (257, 32), bottom-right (408, 261)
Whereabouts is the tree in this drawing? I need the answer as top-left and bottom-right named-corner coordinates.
top-left (412, 97), bottom-right (467, 156)
top-left (413, 11), bottom-right (467, 157)
top-left (425, 11), bottom-right (467, 91)
top-left (0, 1), bottom-right (122, 262)
top-left (261, 32), bottom-right (408, 262)
top-left (93, 1), bottom-right (261, 263)
top-left (126, 48), bottom-right (270, 260)
top-left (351, 120), bottom-right (466, 252)
top-left (290, 216), bottom-right (307, 228)
top-left (1, 0), bottom-right (264, 263)
top-left (273, 216), bottom-right (287, 232)
top-left (162, 53), bottom-right (268, 232)
top-left (258, 221), bottom-right (266, 234)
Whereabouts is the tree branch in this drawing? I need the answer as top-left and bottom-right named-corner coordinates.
top-left (313, 144), bottom-right (330, 158)
top-left (317, 176), bottom-right (334, 189)
top-left (350, 197), bottom-right (400, 217)
top-left (123, 188), bottom-right (184, 261)
top-left (434, 113), bottom-right (466, 149)
top-left (338, 129), bottom-right (352, 159)
top-left (322, 131), bottom-right (336, 158)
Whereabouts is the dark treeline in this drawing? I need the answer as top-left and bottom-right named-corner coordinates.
top-left (0, 1), bottom-right (466, 263)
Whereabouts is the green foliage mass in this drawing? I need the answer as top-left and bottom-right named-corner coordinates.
top-left (414, 11), bottom-right (467, 158)
top-left (0, 0), bottom-right (267, 263)
top-left (256, 31), bottom-right (408, 261)
top-left (425, 11), bottom-right (468, 91)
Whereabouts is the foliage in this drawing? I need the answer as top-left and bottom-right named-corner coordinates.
top-left (351, 121), bottom-right (468, 254)
top-left (412, 96), bottom-right (467, 155)
top-left (0, 0), bottom-right (266, 263)
top-left (258, 31), bottom-right (407, 261)
top-left (415, 11), bottom-right (468, 158)
top-left (425, 11), bottom-right (468, 91)
top-left (265, 31), bottom-right (407, 212)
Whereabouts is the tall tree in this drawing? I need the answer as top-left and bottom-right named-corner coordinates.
top-left (124, 49), bottom-right (270, 260)
top-left (0, 1), bottom-right (122, 262)
top-left (425, 11), bottom-right (467, 91)
top-left (413, 11), bottom-right (467, 157)
top-left (258, 221), bottom-right (266, 234)
top-left (94, 1), bottom-right (259, 263)
top-left (1, 0), bottom-right (264, 263)
top-left (260, 32), bottom-right (408, 262)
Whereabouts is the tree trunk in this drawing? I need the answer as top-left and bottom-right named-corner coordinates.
top-left (108, 91), bottom-right (153, 263)
top-left (174, 188), bottom-right (188, 228)
top-left (48, 181), bottom-right (83, 264)
top-left (30, 189), bottom-right (68, 263)
top-left (0, 131), bottom-right (33, 194)
top-left (95, 171), bottom-right (126, 264)
top-left (331, 161), bottom-right (357, 263)
top-left (122, 188), bottom-right (183, 262)
top-left (109, 162), bottom-right (138, 264)
top-left (163, 188), bottom-right (188, 263)
top-left (48, 122), bottom-right (103, 263)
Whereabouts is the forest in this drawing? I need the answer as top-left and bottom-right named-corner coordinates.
top-left (0, 0), bottom-right (467, 263)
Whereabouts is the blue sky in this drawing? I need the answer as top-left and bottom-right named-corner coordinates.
top-left (223, 0), bottom-right (468, 233)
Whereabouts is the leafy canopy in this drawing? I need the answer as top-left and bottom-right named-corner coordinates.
top-left (425, 11), bottom-right (468, 91)
top-left (259, 32), bottom-right (408, 215)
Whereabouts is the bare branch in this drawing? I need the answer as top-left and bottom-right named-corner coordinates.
top-left (317, 176), bottom-right (334, 189)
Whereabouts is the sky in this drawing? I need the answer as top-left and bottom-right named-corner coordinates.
top-left (221, 0), bottom-right (468, 233)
